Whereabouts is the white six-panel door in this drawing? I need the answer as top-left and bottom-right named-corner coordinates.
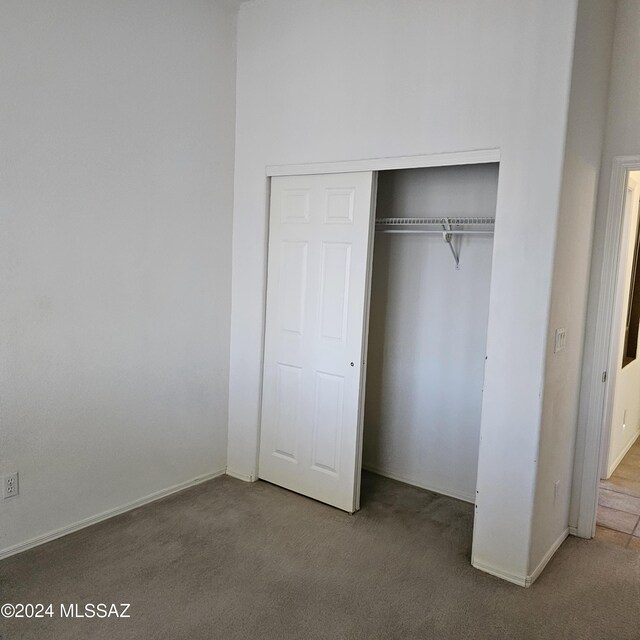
top-left (259, 172), bottom-right (376, 512)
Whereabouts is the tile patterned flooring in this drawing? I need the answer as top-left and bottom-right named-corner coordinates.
top-left (596, 438), bottom-right (640, 549)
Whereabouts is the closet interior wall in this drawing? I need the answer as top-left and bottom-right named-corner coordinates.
top-left (363, 164), bottom-right (499, 503)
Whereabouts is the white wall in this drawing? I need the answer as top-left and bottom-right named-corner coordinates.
top-left (0, 0), bottom-right (238, 556)
top-left (572, 0), bottom-right (640, 530)
top-left (531, 0), bottom-right (616, 571)
top-left (363, 165), bottom-right (497, 502)
top-left (229, 0), bottom-right (579, 583)
top-left (606, 174), bottom-right (640, 477)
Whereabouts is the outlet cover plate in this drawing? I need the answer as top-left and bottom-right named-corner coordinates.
top-left (3, 473), bottom-right (19, 499)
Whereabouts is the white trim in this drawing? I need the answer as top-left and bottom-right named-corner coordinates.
top-left (599, 178), bottom-right (640, 478)
top-left (0, 469), bottom-right (226, 561)
top-left (226, 468), bottom-right (256, 482)
top-left (471, 559), bottom-right (528, 588)
top-left (472, 528), bottom-right (568, 588)
top-left (266, 148), bottom-right (501, 177)
top-left (568, 526), bottom-right (579, 536)
top-left (574, 156), bottom-right (640, 539)
top-left (526, 528), bottom-right (569, 587)
top-left (606, 427), bottom-right (640, 478)
top-left (353, 174), bottom-right (379, 513)
top-left (363, 464), bottom-right (475, 504)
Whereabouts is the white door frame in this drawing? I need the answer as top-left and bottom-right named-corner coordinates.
top-left (265, 149), bottom-right (501, 178)
top-left (573, 155), bottom-right (640, 538)
top-left (599, 175), bottom-right (640, 479)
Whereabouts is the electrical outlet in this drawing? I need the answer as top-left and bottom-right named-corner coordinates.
top-left (554, 328), bottom-right (567, 353)
top-left (3, 472), bottom-right (19, 499)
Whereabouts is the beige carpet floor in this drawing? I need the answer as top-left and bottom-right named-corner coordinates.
top-left (1, 472), bottom-right (640, 639)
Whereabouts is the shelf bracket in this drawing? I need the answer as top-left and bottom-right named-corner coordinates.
top-left (441, 218), bottom-right (460, 270)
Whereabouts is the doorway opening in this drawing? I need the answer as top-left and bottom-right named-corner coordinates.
top-left (360, 164), bottom-right (498, 509)
top-left (594, 170), bottom-right (640, 546)
top-left (574, 156), bottom-right (640, 543)
top-left (258, 152), bottom-right (501, 519)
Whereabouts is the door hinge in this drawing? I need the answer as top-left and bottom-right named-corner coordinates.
top-left (602, 371), bottom-right (607, 383)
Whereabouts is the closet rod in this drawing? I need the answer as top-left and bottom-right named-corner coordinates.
top-left (376, 229), bottom-right (493, 235)
top-left (374, 216), bottom-right (495, 270)
top-left (375, 216), bottom-right (496, 227)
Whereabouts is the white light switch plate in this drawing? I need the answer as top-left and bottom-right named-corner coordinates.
top-left (554, 328), bottom-right (567, 353)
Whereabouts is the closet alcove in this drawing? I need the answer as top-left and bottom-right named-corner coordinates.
top-left (361, 163), bottom-right (499, 504)
top-left (258, 158), bottom-right (499, 514)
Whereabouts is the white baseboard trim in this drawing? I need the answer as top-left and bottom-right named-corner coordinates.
top-left (606, 428), bottom-right (640, 479)
top-left (0, 469), bottom-right (226, 562)
top-left (362, 464), bottom-right (475, 504)
top-left (526, 527), bottom-right (569, 587)
top-left (471, 558), bottom-right (528, 587)
top-left (568, 525), bottom-right (579, 537)
top-left (225, 468), bottom-right (256, 482)
top-left (472, 527), bottom-right (569, 588)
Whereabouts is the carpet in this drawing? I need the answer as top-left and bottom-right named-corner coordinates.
top-left (1, 472), bottom-right (639, 639)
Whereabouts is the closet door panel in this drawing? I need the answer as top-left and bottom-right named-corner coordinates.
top-left (273, 363), bottom-right (302, 462)
top-left (311, 370), bottom-right (344, 475)
top-left (260, 172), bottom-right (375, 513)
top-left (278, 240), bottom-right (308, 336)
top-left (319, 242), bottom-right (351, 343)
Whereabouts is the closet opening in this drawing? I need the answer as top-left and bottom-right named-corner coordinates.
top-left (359, 163), bottom-right (499, 508)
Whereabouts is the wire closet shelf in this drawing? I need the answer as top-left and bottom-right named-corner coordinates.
top-left (374, 216), bottom-right (496, 269)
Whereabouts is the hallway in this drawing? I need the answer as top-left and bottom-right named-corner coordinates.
top-left (596, 439), bottom-right (640, 548)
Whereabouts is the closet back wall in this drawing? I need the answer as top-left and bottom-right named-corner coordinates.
top-left (364, 165), bottom-right (497, 502)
